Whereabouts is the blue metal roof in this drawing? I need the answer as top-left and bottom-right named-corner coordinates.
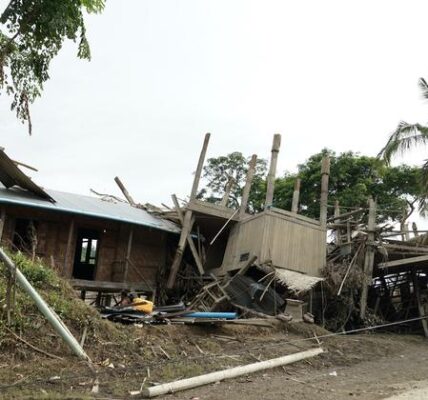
top-left (0, 185), bottom-right (180, 234)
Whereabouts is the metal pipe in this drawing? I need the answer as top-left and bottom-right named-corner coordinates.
top-left (0, 248), bottom-right (90, 360)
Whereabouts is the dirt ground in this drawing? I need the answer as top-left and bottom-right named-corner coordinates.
top-left (1, 322), bottom-right (428, 399)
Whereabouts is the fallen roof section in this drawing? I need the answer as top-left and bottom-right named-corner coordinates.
top-left (0, 184), bottom-right (180, 234)
top-left (273, 268), bottom-right (324, 293)
top-left (0, 149), bottom-right (54, 202)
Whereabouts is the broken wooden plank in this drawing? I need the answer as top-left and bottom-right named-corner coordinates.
top-left (171, 194), bottom-right (204, 275)
top-left (167, 133), bottom-right (210, 288)
top-left (378, 254), bottom-right (428, 269)
top-left (114, 176), bottom-right (136, 206)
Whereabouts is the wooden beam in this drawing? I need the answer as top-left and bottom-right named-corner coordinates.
top-left (63, 218), bottom-right (75, 277)
top-left (188, 199), bottom-right (240, 220)
top-left (114, 176), bottom-right (136, 206)
top-left (239, 154), bottom-right (257, 218)
top-left (167, 133), bottom-right (211, 288)
top-left (378, 254), bottom-right (428, 269)
top-left (171, 194), bottom-right (204, 275)
top-left (123, 226), bottom-right (134, 282)
top-left (190, 133), bottom-right (211, 200)
top-left (319, 156), bottom-right (330, 228)
top-left (333, 200), bottom-right (341, 245)
top-left (70, 279), bottom-right (153, 292)
top-left (291, 178), bottom-right (301, 214)
top-left (411, 269), bottom-right (428, 337)
top-left (327, 207), bottom-right (365, 223)
top-left (265, 134), bottom-right (281, 208)
top-left (360, 198), bottom-right (377, 319)
top-left (380, 243), bottom-right (428, 254)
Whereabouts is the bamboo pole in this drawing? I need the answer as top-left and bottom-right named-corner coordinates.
top-left (239, 154), bottom-right (257, 218)
top-left (142, 348), bottom-right (323, 398)
top-left (360, 198), bottom-right (377, 320)
top-left (319, 156), bottom-right (330, 228)
top-left (291, 178), bottom-right (301, 213)
top-left (0, 248), bottom-right (90, 360)
top-left (167, 133), bottom-right (210, 289)
top-left (265, 134), bottom-right (281, 209)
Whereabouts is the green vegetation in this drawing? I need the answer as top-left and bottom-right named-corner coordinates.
top-left (0, 0), bottom-right (105, 134)
top-left (0, 250), bottom-right (102, 335)
top-left (201, 150), bottom-right (422, 223)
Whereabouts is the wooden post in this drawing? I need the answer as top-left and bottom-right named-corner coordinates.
top-left (220, 177), bottom-right (234, 207)
top-left (291, 178), bottom-right (301, 213)
top-left (167, 133), bottom-right (211, 289)
top-left (411, 268), bottom-right (428, 338)
top-left (333, 200), bottom-right (341, 245)
top-left (114, 176), bottom-right (136, 206)
top-left (265, 134), bottom-right (281, 209)
top-left (404, 223), bottom-right (410, 241)
top-left (63, 218), bottom-right (75, 277)
top-left (360, 198), bottom-right (377, 320)
top-left (239, 154), bottom-right (257, 218)
top-left (319, 156), bottom-right (330, 228)
top-left (0, 207), bottom-right (6, 243)
top-left (171, 194), bottom-right (205, 275)
top-left (123, 226), bottom-right (134, 283)
top-left (412, 222), bottom-right (419, 237)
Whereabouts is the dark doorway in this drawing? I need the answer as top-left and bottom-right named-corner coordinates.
top-left (73, 229), bottom-right (100, 280)
top-left (13, 218), bottom-right (38, 255)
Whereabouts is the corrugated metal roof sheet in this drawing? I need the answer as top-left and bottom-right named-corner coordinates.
top-left (0, 185), bottom-right (180, 234)
top-left (0, 150), bottom-right (55, 202)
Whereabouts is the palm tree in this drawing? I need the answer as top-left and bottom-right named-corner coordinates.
top-left (379, 77), bottom-right (428, 215)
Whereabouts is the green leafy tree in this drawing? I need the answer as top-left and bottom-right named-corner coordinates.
top-left (200, 152), bottom-right (267, 211)
top-left (201, 149), bottom-right (422, 224)
top-left (273, 150), bottom-right (422, 224)
top-left (0, 0), bottom-right (105, 134)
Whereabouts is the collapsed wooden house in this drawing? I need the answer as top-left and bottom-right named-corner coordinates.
top-left (0, 149), bottom-right (180, 299)
top-left (163, 133), bottom-right (330, 301)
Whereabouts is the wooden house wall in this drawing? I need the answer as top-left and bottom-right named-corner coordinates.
top-left (0, 204), bottom-right (169, 286)
top-left (221, 210), bottom-right (326, 277)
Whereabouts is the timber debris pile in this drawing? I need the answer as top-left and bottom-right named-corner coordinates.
top-left (0, 132), bottom-right (428, 345)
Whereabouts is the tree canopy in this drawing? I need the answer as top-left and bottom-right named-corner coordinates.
top-left (201, 149), bottom-right (422, 224)
top-left (0, 0), bottom-right (104, 134)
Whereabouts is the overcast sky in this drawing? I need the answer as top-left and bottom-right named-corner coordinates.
top-left (1, 1), bottom-right (428, 224)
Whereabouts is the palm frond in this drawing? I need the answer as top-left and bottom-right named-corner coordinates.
top-left (378, 121), bottom-right (428, 164)
top-left (419, 77), bottom-right (428, 101)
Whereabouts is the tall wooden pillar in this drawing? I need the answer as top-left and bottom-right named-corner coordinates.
top-left (319, 156), bottom-right (330, 228)
top-left (63, 218), bottom-right (75, 277)
top-left (167, 133), bottom-right (210, 289)
top-left (291, 178), bottom-right (301, 214)
top-left (239, 154), bottom-right (257, 218)
top-left (360, 198), bottom-right (377, 319)
top-left (265, 134), bottom-right (281, 209)
top-left (123, 226), bottom-right (134, 283)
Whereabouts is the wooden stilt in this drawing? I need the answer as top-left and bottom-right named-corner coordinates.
top-left (411, 268), bottom-right (428, 338)
top-left (319, 156), bottom-right (330, 228)
top-left (220, 177), bottom-right (235, 207)
top-left (167, 133), bottom-right (210, 289)
top-left (239, 154), bottom-right (257, 218)
top-left (333, 200), bottom-right (341, 245)
top-left (63, 218), bottom-right (75, 277)
top-left (171, 194), bottom-right (205, 275)
top-left (265, 134), bottom-right (281, 209)
top-left (360, 198), bottom-right (377, 319)
top-left (291, 178), bottom-right (301, 214)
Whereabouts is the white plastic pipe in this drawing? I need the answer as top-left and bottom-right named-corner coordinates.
top-left (143, 347), bottom-right (323, 398)
top-left (0, 248), bottom-right (90, 360)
